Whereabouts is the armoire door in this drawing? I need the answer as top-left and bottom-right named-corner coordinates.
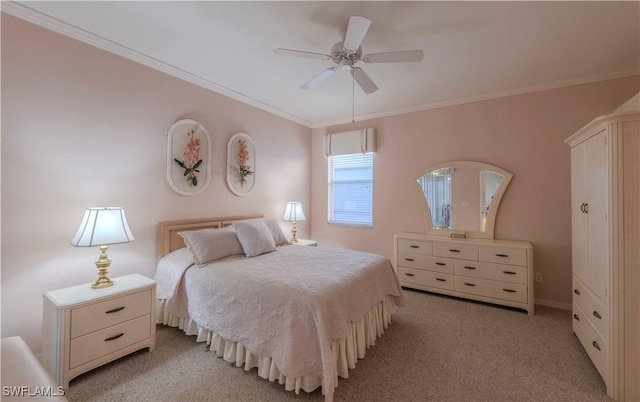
top-left (571, 128), bottom-right (609, 301)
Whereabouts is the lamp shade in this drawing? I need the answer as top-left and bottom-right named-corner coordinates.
top-left (71, 207), bottom-right (134, 247)
top-left (282, 202), bottom-right (306, 222)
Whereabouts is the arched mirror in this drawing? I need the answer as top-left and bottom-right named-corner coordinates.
top-left (415, 161), bottom-right (513, 239)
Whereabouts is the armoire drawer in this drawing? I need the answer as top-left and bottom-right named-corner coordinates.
top-left (397, 252), bottom-right (455, 274)
top-left (454, 260), bottom-right (526, 284)
top-left (573, 301), bottom-right (609, 383)
top-left (572, 275), bottom-right (608, 340)
top-left (478, 246), bottom-right (527, 266)
top-left (433, 242), bottom-right (478, 260)
top-left (454, 276), bottom-right (527, 303)
top-left (398, 267), bottom-right (454, 290)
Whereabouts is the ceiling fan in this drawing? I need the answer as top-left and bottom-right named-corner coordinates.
top-left (274, 16), bottom-right (424, 94)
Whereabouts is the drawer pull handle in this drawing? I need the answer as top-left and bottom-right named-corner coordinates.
top-left (592, 341), bottom-right (601, 351)
top-left (464, 266), bottom-right (476, 270)
top-left (436, 278), bottom-right (446, 282)
top-left (495, 253), bottom-right (509, 258)
top-left (464, 282), bottom-right (476, 287)
top-left (573, 314), bottom-right (580, 321)
top-left (502, 289), bottom-right (516, 293)
top-left (573, 289), bottom-right (581, 295)
top-left (409, 245), bottom-right (420, 249)
top-left (404, 258), bottom-right (415, 262)
top-left (404, 273), bottom-right (415, 277)
top-left (449, 249), bottom-right (460, 253)
top-left (502, 271), bottom-right (516, 275)
top-left (104, 333), bottom-right (125, 342)
top-left (435, 262), bottom-right (446, 266)
top-left (105, 306), bottom-right (125, 314)
top-left (593, 311), bottom-right (602, 319)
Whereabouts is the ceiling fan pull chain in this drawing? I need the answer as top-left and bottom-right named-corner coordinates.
top-left (352, 72), bottom-right (355, 123)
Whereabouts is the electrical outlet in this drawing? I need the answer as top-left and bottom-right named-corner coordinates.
top-left (535, 272), bottom-right (543, 282)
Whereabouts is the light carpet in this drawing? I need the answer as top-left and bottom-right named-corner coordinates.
top-left (65, 289), bottom-right (609, 401)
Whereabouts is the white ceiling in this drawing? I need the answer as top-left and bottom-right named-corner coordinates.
top-left (4, 1), bottom-right (639, 128)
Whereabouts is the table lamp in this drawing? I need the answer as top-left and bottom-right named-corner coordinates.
top-left (71, 207), bottom-right (134, 288)
top-left (282, 202), bottom-right (306, 243)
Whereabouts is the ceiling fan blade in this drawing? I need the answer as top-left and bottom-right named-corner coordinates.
top-left (301, 67), bottom-right (338, 90)
top-left (274, 48), bottom-right (331, 60)
top-left (362, 50), bottom-right (424, 63)
top-left (343, 16), bottom-right (372, 52)
top-left (352, 67), bottom-right (378, 94)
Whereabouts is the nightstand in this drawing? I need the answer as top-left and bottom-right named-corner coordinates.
top-left (41, 274), bottom-right (156, 388)
top-left (292, 239), bottom-right (317, 247)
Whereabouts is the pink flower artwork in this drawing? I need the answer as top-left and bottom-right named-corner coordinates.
top-left (174, 129), bottom-right (202, 186)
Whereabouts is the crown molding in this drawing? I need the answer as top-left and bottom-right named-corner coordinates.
top-left (3, 2), bottom-right (638, 130)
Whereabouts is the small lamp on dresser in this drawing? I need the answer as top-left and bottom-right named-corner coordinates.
top-left (282, 202), bottom-right (306, 243)
top-left (70, 207), bottom-right (134, 289)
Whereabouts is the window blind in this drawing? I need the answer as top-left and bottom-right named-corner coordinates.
top-left (328, 153), bottom-right (373, 226)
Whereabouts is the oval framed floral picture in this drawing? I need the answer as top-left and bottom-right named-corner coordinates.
top-left (226, 132), bottom-right (256, 196)
top-left (167, 119), bottom-right (211, 196)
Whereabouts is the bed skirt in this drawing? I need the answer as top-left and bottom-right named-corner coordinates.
top-left (156, 295), bottom-right (398, 395)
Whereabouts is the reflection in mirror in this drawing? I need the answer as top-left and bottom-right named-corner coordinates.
top-left (415, 161), bottom-right (512, 239)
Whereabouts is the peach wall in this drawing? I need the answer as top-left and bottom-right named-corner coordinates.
top-left (1, 15), bottom-right (311, 352)
top-left (311, 76), bottom-right (640, 307)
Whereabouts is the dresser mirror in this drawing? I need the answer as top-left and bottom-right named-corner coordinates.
top-left (414, 161), bottom-right (513, 239)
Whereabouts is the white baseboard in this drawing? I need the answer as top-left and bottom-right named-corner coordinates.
top-left (535, 298), bottom-right (571, 310)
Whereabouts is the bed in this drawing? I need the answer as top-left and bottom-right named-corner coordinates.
top-left (153, 215), bottom-right (405, 401)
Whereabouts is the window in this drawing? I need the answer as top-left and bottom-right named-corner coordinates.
top-left (328, 153), bottom-right (373, 227)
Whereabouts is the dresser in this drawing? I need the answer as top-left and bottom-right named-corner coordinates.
top-left (565, 111), bottom-right (639, 401)
top-left (41, 274), bottom-right (156, 388)
top-left (394, 233), bottom-right (534, 314)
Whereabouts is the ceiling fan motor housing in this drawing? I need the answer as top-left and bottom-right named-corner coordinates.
top-left (331, 41), bottom-right (362, 70)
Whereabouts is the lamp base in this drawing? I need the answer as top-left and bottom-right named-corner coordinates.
top-left (92, 245), bottom-right (114, 289)
top-left (290, 221), bottom-right (298, 243)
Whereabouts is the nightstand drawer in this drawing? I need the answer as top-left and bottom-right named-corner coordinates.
top-left (69, 314), bottom-right (151, 369)
top-left (71, 290), bottom-right (152, 338)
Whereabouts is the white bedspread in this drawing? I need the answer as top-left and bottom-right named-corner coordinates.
top-left (155, 245), bottom-right (405, 401)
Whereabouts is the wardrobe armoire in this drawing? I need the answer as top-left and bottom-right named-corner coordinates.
top-left (565, 110), bottom-right (639, 401)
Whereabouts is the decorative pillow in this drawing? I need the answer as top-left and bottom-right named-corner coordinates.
top-left (232, 219), bottom-right (277, 257)
top-left (264, 219), bottom-right (290, 246)
top-left (178, 227), bottom-right (244, 266)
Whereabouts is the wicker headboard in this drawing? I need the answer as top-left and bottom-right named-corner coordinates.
top-left (156, 214), bottom-right (263, 260)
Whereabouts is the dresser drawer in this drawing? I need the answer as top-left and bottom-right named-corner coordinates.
top-left (478, 246), bottom-right (527, 266)
top-left (572, 276), bottom-right (608, 340)
top-left (397, 238), bottom-right (432, 255)
top-left (71, 290), bottom-right (152, 339)
top-left (454, 276), bottom-right (527, 303)
top-left (398, 267), bottom-right (454, 290)
top-left (454, 260), bottom-right (526, 284)
top-left (397, 252), bottom-right (455, 274)
top-left (572, 302), bottom-right (608, 383)
top-left (69, 314), bottom-right (151, 369)
top-left (433, 242), bottom-right (478, 260)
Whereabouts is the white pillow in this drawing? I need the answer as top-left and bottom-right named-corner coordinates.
top-left (264, 219), bottom-right (290, 246)
top-left (232, 219), bottom-right (277, 257)
top-left (178, 227), bottom-right (244, 266)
